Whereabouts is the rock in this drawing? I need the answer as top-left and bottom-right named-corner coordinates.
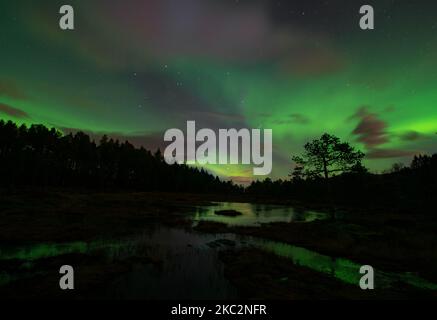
top-left (214, 209), bottom-right (242, 217)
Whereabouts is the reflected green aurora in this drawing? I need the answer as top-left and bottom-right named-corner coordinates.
top-left (1, 228), bottom-right (436, 291)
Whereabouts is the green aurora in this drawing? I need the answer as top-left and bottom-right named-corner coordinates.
top-left (1, 0), bottom-right (436, 183)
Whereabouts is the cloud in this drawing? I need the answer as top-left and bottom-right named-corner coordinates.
top-left (131, 71), bottom-right (248, 129)
top-left (28, 0), bottom-right (343, 75)
top-left (270, 113), bottom-right (310, 125)
top-left (193, 111), bottom-right (246, 122)
top-left (0, 103), bottom-right (29, 119)
top-left (280, 45), bottom-right (344, 77)
top-left (399, 130), bottom-right (424, 141)
top-left (349, 106), bottom-right (418, 160)
top-left (0, 80), bottom-right (27, 100)
top-left (366, 148), bottom-right (416, 159)
top-left (270, 120), bottom-right (288, 125)
top-left (288, 113), bottom-right (310, 124)
top-left (351, 107), bottom-right (388, 148)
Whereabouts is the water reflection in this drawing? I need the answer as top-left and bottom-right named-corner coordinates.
top-left (0, 227), bottom-right (240, 299)
top-left (193, 202), bottom-right (327, 226)
top-left (1, 225), bottom-right (436, 296)
top-left (103, 228), bottom-right (239, 299)
top-left (253, 238), bottom-right (437, 290)
top-left (1, 201), bottom-right (437, 296)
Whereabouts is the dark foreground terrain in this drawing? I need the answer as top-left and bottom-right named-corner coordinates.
top-left (0, 190), bottom-right (436, 299)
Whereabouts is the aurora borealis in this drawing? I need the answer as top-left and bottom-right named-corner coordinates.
top-left (1, 0), bottom-right (436, 183)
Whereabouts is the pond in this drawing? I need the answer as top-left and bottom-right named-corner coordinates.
top-left (1, 203), bottom-right (436, 298)
top-left (192, 202), bottom-right (328, 226)
top-left (0, 227), bottom-right (240, 299)
top-left (2, 229), bottom-right (437, 297)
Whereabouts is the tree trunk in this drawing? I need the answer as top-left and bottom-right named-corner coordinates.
top-left (322, 157), bottom-right (329, 179)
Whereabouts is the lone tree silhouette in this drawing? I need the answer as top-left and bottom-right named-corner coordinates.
top-left (292, 133), bottom-right (365, 179)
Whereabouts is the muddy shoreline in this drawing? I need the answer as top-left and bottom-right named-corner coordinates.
top-left (1, 190), bottom-right (436, 299)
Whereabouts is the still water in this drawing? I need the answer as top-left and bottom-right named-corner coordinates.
top-left (192, 202), bottom-right (328, 226)
top-left (0, 202), bottom-right (436, 297)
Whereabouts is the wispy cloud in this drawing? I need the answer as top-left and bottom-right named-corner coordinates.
top-left (398, 130), bottom-right (424, 142)
top-left (0, 79), bottom-right (28, 100)
top-left (366, 148), bottom-right (417, 159)
top-left (0, 103), bottom-right (29, 119)
top-left (351, 106), bottom-right (388, 148)
top-left (350, 106), bottom-right (417, 160)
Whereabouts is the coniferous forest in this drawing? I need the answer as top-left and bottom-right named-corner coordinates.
top-left (2, 119), bottom-right (435, 214)
top-left (0, 119), bottom-right (237, 193)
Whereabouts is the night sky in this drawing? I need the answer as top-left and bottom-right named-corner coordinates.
top-left (1, 0), bottom-right (436, 183)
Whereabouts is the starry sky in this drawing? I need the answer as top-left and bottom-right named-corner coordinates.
top-left (1, 0), bottom-right (436, 184)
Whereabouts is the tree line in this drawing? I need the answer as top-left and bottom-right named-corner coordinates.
top-left (247, 133), bottom-right (437, 213)
top-left (1, 119), bottom-right (435, 212)
top-left (0, 119), bottom-right (238, 193)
